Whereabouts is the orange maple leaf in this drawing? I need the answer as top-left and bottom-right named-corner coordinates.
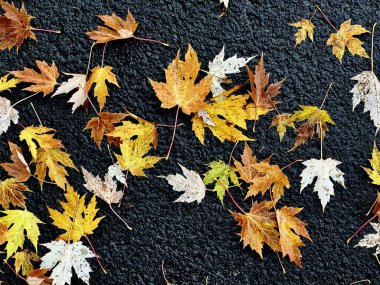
top-left (10, 60), bottom-right (59, 96)
top-left (149, 44), bottom-right (212, 115)
top-left (1, 141), bottom-right (31, 182)
top-left (277, 206), bottom-right (311, 267)
top-left (231, 201), bottom-right (280, 258)
top-left (0, 0), bottom-right (36, 51)
top-left (85, 112), bottom-right (127, 149)
top-left (86, 10), bottom-right (138, 44)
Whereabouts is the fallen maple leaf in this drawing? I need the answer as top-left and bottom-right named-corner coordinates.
top-left (0, 96), bottom-right (19, 135)
top-left (290, 19), bottom-right (314, 45)
top-left (10, 60), bottom-right (59, 96)
top-left (326, 19), bottom-right (369, 63)
top-left (107, 163), bottom-right (127, 186)
top-left (0, 74), bottom-right (20, 92)
top-left (289, 105), bottom-right (334, 151)
top-left (203, 160), bottom-right (239, 202)
top-left (0, 178), bottom-right (29, 209)
top-left (13, 249), bottom-right (39, 276)
top-left (85, 66), bottom-right (119, 110)
top-left (300, 158), bottom-right (345, 211)
top-left (0, 209), bottom-right (43, 259)
top-left (1, 141), bottom-right (31, 182)
top-left (48, 186), bottom-right (103, 242)
top-left (208, 46), bottom-right (254, 96)
top-left (219, 0), bottom-right (229, 16)
top-left (52, 73), bottom-right (87, 113)
top-left (85, 112), bottom-right (127, 148)
top-left (149, 44), bottom-right (212, 115)
top-left (115, 138), bottom-right (162, 177)
top-left (355, 222), bottom-right (380, 256)
top-left (271, 113), bottom-right (295, 141)
top-left (40, 240), bottom-right (94, 285)
top-left (26, 269), bottom-right (53, 285)
top-left (160, 164), bottom-right (206, 203)
top-left (351, 71), bottom-right (380, 129)
top-left (0, 1), bottom-right (36, 51)
top-left (231, 201), bottom-right (280, 257)
top-left (277, 206), bottom-right (311, 267)
top-left (363, 144), bottom-right (380, 185)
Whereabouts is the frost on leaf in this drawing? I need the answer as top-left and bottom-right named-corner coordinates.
top-left (160, 164), bottom-right (206, 203)
top-left (82, 167), bottom-right (123, 205)
top-left (350, 71), bottom-right (380, 129)
top-left (355, 223), bottom-right (380, 256)
top-left (290, 19), bottom-right (314, 45)
top-left (208, 46), bottom-right (254, 96)
top-left (300, 158), bottom-right (345, 211)
top-left (40, 240), bottom-right (94, 285)
top-left (0, 96), bottom-right (18, 135)
top-left (52, 73), bottom-right (87, 113)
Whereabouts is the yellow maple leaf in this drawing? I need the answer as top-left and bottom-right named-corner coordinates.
top-left (290, 19), bottom-right (315, 45)
top-left (0, 74), bottom-right (20, 92)
top-left (34, 148), bottom-right (77, 190)
top-left (115, 138), bottom-right (162, 177)
top-left (19, 126), bottom-right (63, 159)
top-left (230, 201), bottom-right (280, 258)
top-left (0, 209), bottom-right (43, 259)
top-left (107, 115), bottom-right (158, 148)
top-left (326, 19), bottom-right (369, 63)
top-left (271, 113), bottom-right (295, 141)
top-left (289, 105), bottom-right (334, 151)
top-left (277, 206), bottom-right (311, 268)
top-left (191, 87), bottom-right (254, 144)
top-left (0, 178), bottom-right (30, 209)
top-left (13, 249), bottom-right (39, 276)
top-left (85, 66), bottom-right (119, 110)
top-left (363, 144), bottom-right (380, 185)
top-left (48, 186), bottom-right (103, 242)
top-left (149, 44), bottom-right (212, 115)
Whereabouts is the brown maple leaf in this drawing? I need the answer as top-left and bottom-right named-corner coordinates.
top-left (1, 141), bottom-right (31, 182)
top-left (27, 269), bottom-right (53, 285)
top-left (85, 112), bottom-right (127, 148)
top-left (0, 178), bottom-right (30, 209)
top-left (277, 206), bottom-right (311, 267)
top-left (231, 201), bottom-right (280, 258)
top-left (0, 0), bottom-right (36, 51)
top-left (10, 60), bottom-right (59, 96)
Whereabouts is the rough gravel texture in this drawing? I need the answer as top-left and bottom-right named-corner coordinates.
top-left (1, 0), bottom-right (380, 284)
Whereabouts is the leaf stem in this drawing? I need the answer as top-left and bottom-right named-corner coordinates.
top-left (30, 27), bottom-right (61, 34)
top-left (11, 93), bottom-right (39, 108)
top-left (84, 235), bottom-right (107, 274)
top-left (319, 83), bottom-right (333, 110)
top-left (101, 43), bottom-right (108, 68)
top-left (30, 102), bottom-right (43, 126)
top-left (228, 141), bottom-right (239, 164)
top-left (166, 106), bottom-right (180, 160)
top-left (371, 23), bottom-right (377, 72)
top-left (109, 204), bottom-right (132, 230)
top-left (281, 159), bottom-right (303, 170)
top-left (366, 195), bottom-right (378, 216)
top-left (156, 123), bottom-right (184, 128)
top-left (347, 215), bottom-right (377, 244)
top-left (133, 36), bottom-right (169, 46)
top-left (315, 5), bottom-right (337, 31)
top-left (226, 189), bottom-right (246, 214)
top-left (4, 260), bottom-right (26, 281)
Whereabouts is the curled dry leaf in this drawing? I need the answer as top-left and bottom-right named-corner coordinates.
top-left (0, 74), bottom-right (20, 92)
top-left (160, 164), bottom-right (206, 203)
top-left (85, 66), bottom-right (119, 110)
top-left (82, 167), bottom-right (123, 204)
top-left (0, 1), bottom-right (36, 51)
top-left (40, 240), bottom-right (94, 285)
top-left (10, 60), bottom-right (59, 96)
top-left (85, 112), bottom-right (127, 149)
top-left (0, 178), bottom-right (29, 209)
top-left (208, 46), bottom-right (254, 96)
top-left (149, 44), bottom-right (212, 115)
top-left (300, 158), bottom-right (345, 211)
top-left (0, 96), bottom-right (18, 135)
top-left (52, 73), bottom-right (87, 113)
top-left (1, 141), bottom-right (31, 182)
top-left (351, 71), bottom-right (380, 129)
top-left (326, 19), bottom-right (369, 63)
top-left (290, 19), bottom-right (314, 45)
top-left (48, 186), bottom-right (103, 242)
top-left (0, 209), bottom-right (43, 259)
top-left (203, 160), bottom-right (239, 203)
top-left (86, 10), bottom-right (138, 44)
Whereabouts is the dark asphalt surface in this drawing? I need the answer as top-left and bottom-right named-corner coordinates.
top-left (1, 0), bottom-right (380, 284)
